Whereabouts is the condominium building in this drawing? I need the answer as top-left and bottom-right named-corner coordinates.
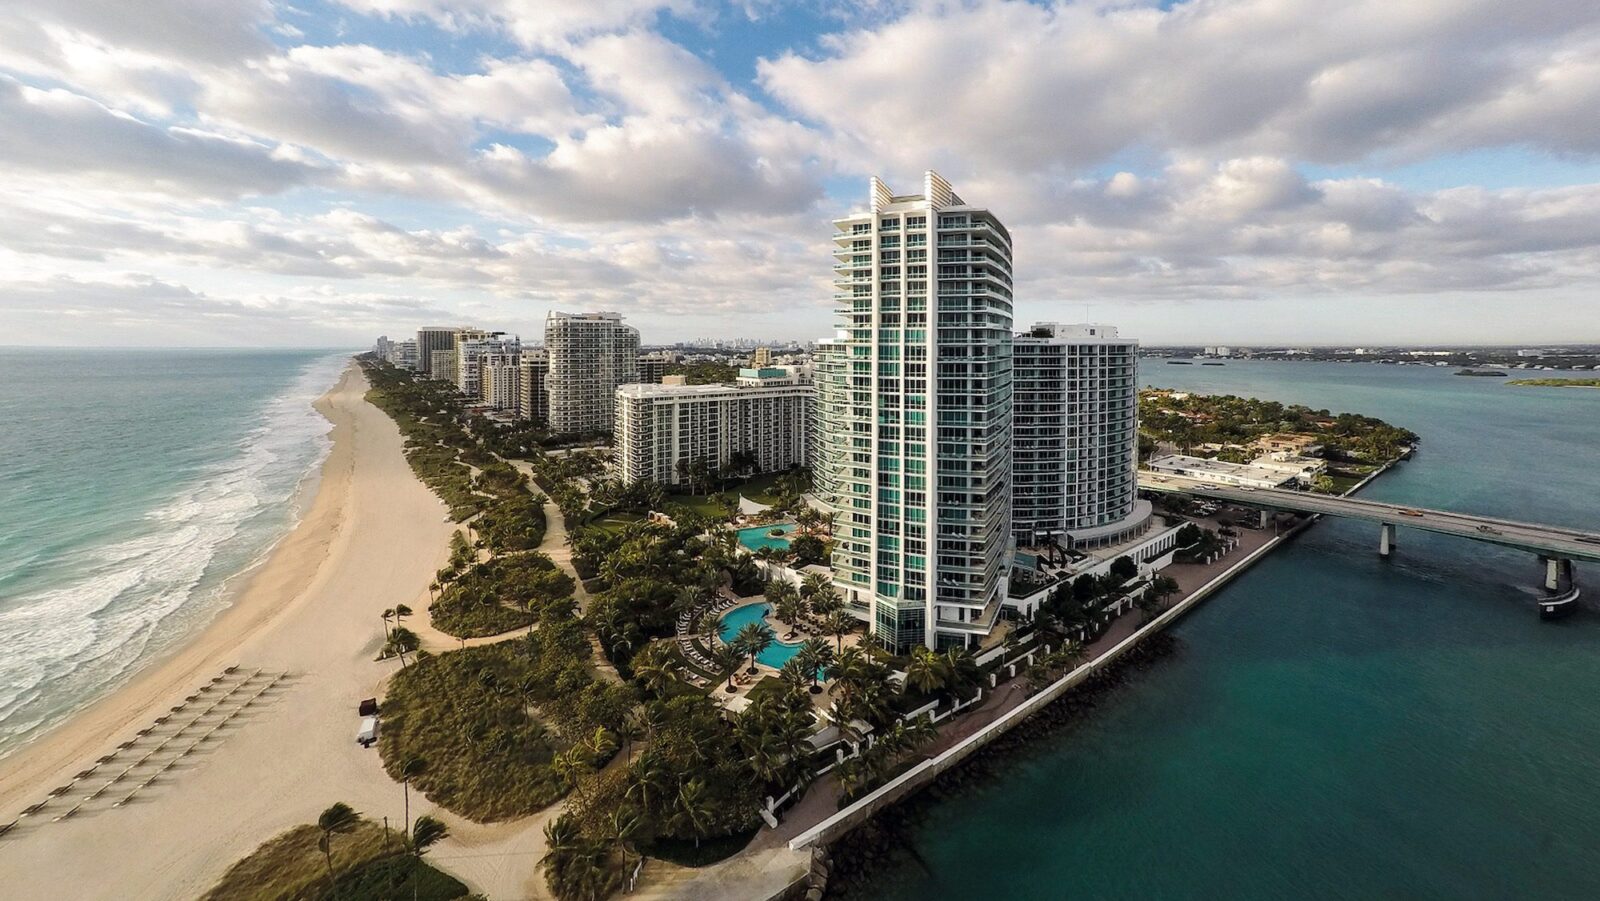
top-left (430, 350), bottom-right (457, 384)
top-left (453, 330), bottom-right (518, 397)
top-left (1013, 323), bottom-right (1150, 550)
top-left (480, 351), bottom-right (522, 410)
top-left (545, 311), bottom-right (640, 435)
top-left (417, 327), bottom-right (460, 378)
top-left (518, 349), bottom-right (548, 424)
top-left (816, 171), bottom-right (1015, 653)
top-left (389, 339), bottom-right (419, 370)
top-left (637, 352), bottom-right (674, 385)
top-left (614, 368), bottom-right (812, 487)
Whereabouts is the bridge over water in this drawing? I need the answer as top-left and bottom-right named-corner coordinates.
top-left (1138, 474), bottom-right (1598, 616)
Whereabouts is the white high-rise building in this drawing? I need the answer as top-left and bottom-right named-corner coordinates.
top-left (816, 171), bottom-right (1014, 653)
top-left (545, 311), bottom-right (640, 435)
top-left (416, 327), bottom-right (460, 378)
top-left (614, 368), bottom-right (812, 487)
top-left (1013, 323), bottom-right (1149, 550)
top-left (389, 339), bottom-right (419, 369)
top-left (480, 351), bottom-right (523, 410)
top-left (453, 330), bottom-right (518, 398)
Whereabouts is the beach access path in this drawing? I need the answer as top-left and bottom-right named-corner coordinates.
top-left (0, 363), bottom-right (556, 900)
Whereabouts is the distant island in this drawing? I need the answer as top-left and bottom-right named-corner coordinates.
top-left (1455, 369), bottom-right (1506, 377)
top-left (1507, 378), bottom-right (1600, 388)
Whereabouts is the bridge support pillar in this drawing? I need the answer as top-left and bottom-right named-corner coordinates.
top-left (1546, 556), bottom-right (1563, 591)
top-left (1379, 523), bottom-right (1394, 558)
top-left (1259, 508), bottom-right (1270, 529)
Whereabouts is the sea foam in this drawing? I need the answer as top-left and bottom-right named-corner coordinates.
top-left (0, 353), bottom-right (347, 755)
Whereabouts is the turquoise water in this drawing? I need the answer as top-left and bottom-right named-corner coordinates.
top-left (737, 523), bottom-right (797, 552)
top-left (0, 348), bottom-right (348, 757)
top-left (849, 359), bottom-right (1600, 900)
top-left (719, 603), bottom-right (805, 670)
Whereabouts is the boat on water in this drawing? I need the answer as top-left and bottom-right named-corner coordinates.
top-left (1167, 360), bottom-right (1193, 365)
top-left (1201, 362), bottom-right (1225, 366)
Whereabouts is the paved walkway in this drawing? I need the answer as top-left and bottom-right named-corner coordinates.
top-left (748, 515), bottom-right (1287, 856)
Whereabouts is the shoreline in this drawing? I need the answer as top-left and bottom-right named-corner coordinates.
top-left (0, 370), bottom-right (352, 810)
top-left (0, 361), bottom-right (460, 899)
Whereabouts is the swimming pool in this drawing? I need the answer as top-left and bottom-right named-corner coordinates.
top-left (736, 523), bottom-right (797, 552)
top-left (718, 602), bottom-right (810, 673)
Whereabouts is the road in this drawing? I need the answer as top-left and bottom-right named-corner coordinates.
top-left (1138, 474), bottom-right (1600, 562)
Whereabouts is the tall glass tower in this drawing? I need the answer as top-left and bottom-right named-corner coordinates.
top-left (1013, 324), bottom-right (1149, 552)
top-left (816, 172), bottom-right (1014, 653)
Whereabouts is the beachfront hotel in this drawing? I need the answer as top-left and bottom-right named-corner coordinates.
top-left (545, 311), bottom-right (640, 435)
top-left (1013, 323), bottom-right (1151, 550)
top-left (814, 171), bottom-right (1015, 653)
top-left (416, 326), bottom-right (460, 379)
top-left (613, 368), bottom-right (813, 487)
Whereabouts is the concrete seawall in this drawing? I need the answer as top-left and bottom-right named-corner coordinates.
top-left (788, 455), bottom-right (1403, 854)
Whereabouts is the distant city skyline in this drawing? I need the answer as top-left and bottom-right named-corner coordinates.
top-left (6, 1), bottom-right (1600, 347)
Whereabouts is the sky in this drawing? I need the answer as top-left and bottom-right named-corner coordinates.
top-left (4, 0), bottom-right (1600, 348)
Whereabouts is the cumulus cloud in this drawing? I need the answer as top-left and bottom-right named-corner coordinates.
top-left (1018, 157), bottom-right (1600, 300)
top-left (0, 77), bottom-right (318, 197)
top-left (760, 0), bottom-right (1600, 172)
top-left (3, 0), bottom-right (1600, 345)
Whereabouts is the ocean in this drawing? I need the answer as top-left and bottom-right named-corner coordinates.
top-left (0, 348), bottom-right (349, 758)
top-left (845, 359), bottom-right (1600, 900)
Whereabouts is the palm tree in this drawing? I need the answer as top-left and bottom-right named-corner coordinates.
top-left (823, 611), bottom-right (854, 652)
top-left (625, 752), bottom-right (673, 816)
top-left (394, 604), bottom-right (413, 632)
top-left (410, 814), bottom-right (449, 855)
top-left (774, 592), bottom-right (805, 640)
top-left (632, 644), bottom-right (680, 697)
top-left (711, 644), bottom-right (741, 693)
top-left (777, 656), bottom-right (811, 696)
top-left (941, 647), bottom-right (980, 700)
top-left (400, 756), bottom-right (427, 835)
top-left (735, 621), bottom-right (772, 675)
top-left (381, 607), bottom-right (395, 638)
top-left (605, 806), bottom-right (645, 878)
top-left (316, 802), bottom-right (358, 895)
top-left (904, 646), bottom-right (947, 697)
top-left (795, 637), bottom-right (833, 694)
top-left (670, 778), bottom-right (714, 848)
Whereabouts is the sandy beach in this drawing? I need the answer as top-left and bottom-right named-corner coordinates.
top-left (0, 362), bottom-right (472, 898)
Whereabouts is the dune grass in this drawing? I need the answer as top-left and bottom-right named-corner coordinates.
top-left (429, 552), bottom-right (574, 638)
top-left (200, 815), bottom-right (468, 901)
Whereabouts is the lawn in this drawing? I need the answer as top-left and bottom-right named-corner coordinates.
top-left (661, 470), bottom-right (810, 520)
top-left (590, 511), bottom-right (647, 534)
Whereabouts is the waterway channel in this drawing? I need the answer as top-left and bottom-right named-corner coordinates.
top-left (843, 359), bottom-right (1600, 900)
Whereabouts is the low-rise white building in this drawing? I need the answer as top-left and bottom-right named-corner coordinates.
top-left (1145, 453), bottom-right (1324, 489)
top-left (614, 368), bottom-right (813, 487)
